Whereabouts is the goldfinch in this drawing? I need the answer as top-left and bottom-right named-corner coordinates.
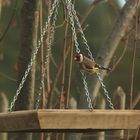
top-left (74, 53), bottom-right (111, 73)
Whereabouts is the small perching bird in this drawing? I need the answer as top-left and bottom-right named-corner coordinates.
top-left (74, 53), bottom-right (111, 73)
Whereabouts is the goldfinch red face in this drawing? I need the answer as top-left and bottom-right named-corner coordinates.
top-left (74, 53), bottom-right (84, 63)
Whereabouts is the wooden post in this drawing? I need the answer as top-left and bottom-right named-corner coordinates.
top-left (96, 95), bottom-right (106, 140)
top-left (80, 94), bottom-right (106, 140)
top-left (65, 97), bottom-right (82, 140)
top-left (0, 92), bottom-right (8, 140)
top-left (113, 86), bottom-right (126, 139)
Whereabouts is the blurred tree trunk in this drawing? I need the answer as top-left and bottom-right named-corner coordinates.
top-left (78, 1), bottom-right (139, 139)
top-left (91, 0), bottom-right (139, 102)
top-left (15, 0), bottom-right (37, 110)
top-left (79, 0), bottom-right (139, 109)
top-left (15, 0), bottom-right (38, 140)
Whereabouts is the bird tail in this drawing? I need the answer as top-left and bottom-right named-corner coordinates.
top-left (95, 64), bottom-right (111, 71)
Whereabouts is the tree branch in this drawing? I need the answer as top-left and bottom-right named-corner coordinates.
top-left (0, 0), bottom-right (18, 43)
top-left (91, 0), bottom-right (140, 102)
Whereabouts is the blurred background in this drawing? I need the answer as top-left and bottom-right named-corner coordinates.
top-left (0, 0), bottom-right (140, 140)
top-left (0, 0), bottom-right (139, 107)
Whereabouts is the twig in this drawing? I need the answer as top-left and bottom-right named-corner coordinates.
top-left (107, 0), bottom-right (120, 15)
top-left (80, 0), bottom-right (103, 25)
top-left (111, 14), bottom-right (140, 73)
top-left (132, 93), bottom-right (140, 109)
top-left (130, 0), bottom-right (139, 109)
top-left (50, 54), bottom-right (58, 68)
top-left (124, 16), bottom-right (140, 39)
top-left (90, 0), bottom-right (140, 102)
top-left (31, 9), bottom-right (39, 107)
top-left (127, 1), bottom-right (139, 140)
top-left (39, 0), bottom-right (46, 109)
top-left (48, 46), bottom-right (70, 109)
top-left (39, 1), bottom-right (46, 140)
top-left (134, 126), bottom-right (140, 140)
top-left (55, 20), bottom-right (65, 29)
top-left (46, 0), bottom-right (51, 94)
top-left (61, 0), bottom-right (102, 29)
top-left (59, 14), bottom-right (69, 109)
top-left (44, 0), bottom-right (52, 140)
top-left (45, 1), bottom-right (52, 140)
top-left (66, 34), bottom-right (74, 109)
top-left (0, 0), bottom-right (18, 43)
top-left (0, 72), bottom-right (16, 82)
top-left (111, 37), bottom-right (128, 73)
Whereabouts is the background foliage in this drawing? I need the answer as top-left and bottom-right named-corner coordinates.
top-left (0, 0), bottom-right (140, 140)
top-left (0, 0), bottom-right (139, 108)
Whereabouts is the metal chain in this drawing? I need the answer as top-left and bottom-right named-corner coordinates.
top-left (96, 72), bottom-right (114, 109)
top-left (69, 2), bottom-right (94, 61)
top-left (81, 71), bottom-right (94, 111)
top-left (66, 0), bottom-right (80, 54)
top-left (9, 0), bottom-right (59, 112)
top-left (35, 47), bottom-right (51, 109)
top-left (68, 0), bottom-right (114, 109)
top-left (35, 0), bottom-right (59, 109)
top-left (66, 0), bottom-right (94, 110)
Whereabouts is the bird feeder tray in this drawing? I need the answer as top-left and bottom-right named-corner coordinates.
top-left (0, 109), bottom-right (139, 132)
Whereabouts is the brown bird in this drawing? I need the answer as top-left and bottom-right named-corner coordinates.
top-left (74, 53), bottom-right (111, 73)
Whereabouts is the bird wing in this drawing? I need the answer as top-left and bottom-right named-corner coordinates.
top-left (83, 56), bottom-right (96, 67)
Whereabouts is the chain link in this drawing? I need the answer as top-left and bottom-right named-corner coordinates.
top-left (68, 0), bottom-right (114, 109)
top-left (66, 0), bottom-right (80, 54)
top-left (81, 71), bottom-right (94, 111)
top-left (96, 72), bottom-right (114, 109)
top-left (66, 0), bottom-right (93, 110)
top-left (69, 2), bottom-right (94, 61)
top-left (9, 0), bottom-right (114, 111)
top-left (9, 0), bottom-right (59, 112)
top-left (35, 0), bottom-right (59, 109)
top-left (35, 47), bottom-right (51, 109)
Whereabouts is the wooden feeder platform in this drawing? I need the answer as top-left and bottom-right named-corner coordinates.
top-left (0, 109), bottom-right (139, 132)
